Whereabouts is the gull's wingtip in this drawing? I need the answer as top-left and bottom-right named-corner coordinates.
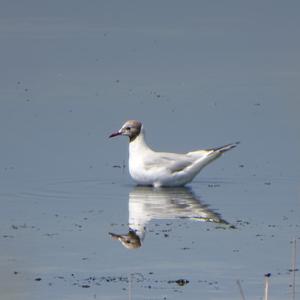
top-left (210, 141), bottom-right (240, 153)
top-left (230, 141), bottom-right (240, 149)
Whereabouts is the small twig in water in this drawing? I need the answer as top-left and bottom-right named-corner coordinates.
top-left (128, 273), bottom-right (132, 300)
top-left (236, 279), bottom-right (246, 300)
top-left (290, 238), bottom-right (297, 300)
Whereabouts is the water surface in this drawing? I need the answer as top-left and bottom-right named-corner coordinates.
top-left (0, 1), bottom-right (299, 299)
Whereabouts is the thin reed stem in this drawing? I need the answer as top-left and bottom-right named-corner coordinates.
top-left (290, 238), bottom-right (297, 300)
top-left (236, 279), bottom-right (246, 300)
top-left (264, 273), bottom-right (271, 300)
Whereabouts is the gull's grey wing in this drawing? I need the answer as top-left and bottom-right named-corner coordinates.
top-left (144, 153), bottom-right (195, 174)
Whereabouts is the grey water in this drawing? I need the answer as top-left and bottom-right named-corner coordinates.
top-left (0, 1), bottom-right (299, 299)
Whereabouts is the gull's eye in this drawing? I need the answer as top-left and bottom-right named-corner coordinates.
top-left (125, 127), bottom-right (131, 131)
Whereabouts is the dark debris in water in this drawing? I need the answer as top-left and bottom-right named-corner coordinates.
top-left (2, 234), bottom-right (14, 238)
top-left (35, 277), bottom-right (42, 281)
top-left (11, 223), bottom-right (36, 230)
top-left (207, 184), bottom-right (220, 188)
top-left (32, 272), bottom-right (195, 293)
top-left (236, 220), bottom-right (251, 226)
top-left (168, 279), bottom-right (190, 286)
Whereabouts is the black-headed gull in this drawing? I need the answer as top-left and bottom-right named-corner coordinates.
top-left (109, 120), bottom-right (238, 187)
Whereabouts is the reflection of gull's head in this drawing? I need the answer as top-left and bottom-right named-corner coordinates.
top-left (109, 186), bottom-right (229, 250)
top-left (109, 231), bottom-right (141, 249)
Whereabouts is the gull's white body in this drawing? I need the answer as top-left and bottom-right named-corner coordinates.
top-left (110, 120), bottom-right (238, 187)
top-left (129, 128), bottom-right (234, 187)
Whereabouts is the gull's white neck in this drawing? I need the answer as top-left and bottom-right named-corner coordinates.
top-left (128, 127), bottom-right (154, 184)
top-left (129, 127), bottom-right (152, 155)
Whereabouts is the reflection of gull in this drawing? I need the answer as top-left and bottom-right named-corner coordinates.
top-left (109, 186), bottom-right (229, 249)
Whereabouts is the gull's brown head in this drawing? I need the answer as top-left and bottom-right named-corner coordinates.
top-left (109, 120), bottom-right (142, 142)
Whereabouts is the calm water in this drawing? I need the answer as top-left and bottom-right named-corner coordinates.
top-left (1, 1), bottom-right (299, 299)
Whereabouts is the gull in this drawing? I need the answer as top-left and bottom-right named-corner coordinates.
top-left (109, 120), bottom-right (238, 187)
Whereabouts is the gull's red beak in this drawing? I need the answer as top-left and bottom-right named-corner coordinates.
top-left (109, 131), bottom-right (122, 138)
